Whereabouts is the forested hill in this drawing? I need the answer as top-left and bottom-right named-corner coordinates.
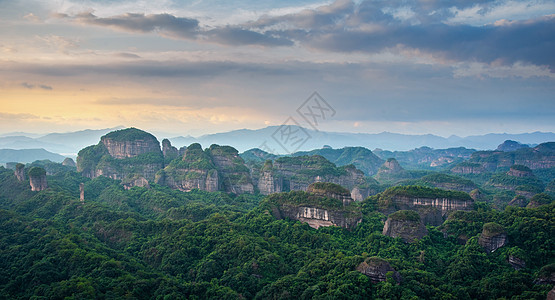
top-left (0, 166), bottom-right (553, 299)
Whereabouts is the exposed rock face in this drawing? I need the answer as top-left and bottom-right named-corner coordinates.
top-left (162, 139), bottom-right (178, 160)
top-left (14, 163), bottom-right (25, 182)
top-left (378, 158), bottom-right (404, 174)
top-left (209, 145), bottom-right (254, 194)
top-left (101, 128), bottom-right (161, 159)
top-left (79, 183), bottom-right (84, 202)
top-left (62, 158), bottom-right (76, 167)
top-left (451, 162), bottom-right (486, 174)
top-left (377, 186), bottom-right (474, 226)
top-left (77, 128), bottom-right (164, 183)
top-left (28, 167), bottom-right (48, 191)
top-left (274, 205), bottom-right (361, 229)
top-left (508, 255), bottom-right (526, 270)
top-left (356, 257), bottom-right (401, 283)
top-left (122, 176), bottom-right (150, 190)
top-left (507, 165), bottom-right (534, 177)
top-left (307, 182), bottom-right (353, 206)
top-left (157, 144), bottom-right (253, 194)
top-left (255, 155), bottom-right (376, 201)
top-left (421, 173), bottom-right (477, 193)
top-left (535, 264), bottom-right (555, 285)
top-left (479, 223), bottom-right (508, 253)
top-left (496, 140), bottom-right (529, 152)
top-left (547, 286), bottom-right (555, 300)
top-left (383, 210), bottom-right (428, 243)
top-left (508, 195), bottom-right (528, 207)
top-left (462, 142), bottom-right (555, 171)
top-left (267, 191), bottom-right (362, 229)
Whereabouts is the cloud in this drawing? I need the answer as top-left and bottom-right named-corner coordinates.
top-left (0, 112), bottom-right (40, 120)
top-left (65, 12), bottom-right (292, 47)
top-left (20, 82), bottom-right (53, 90)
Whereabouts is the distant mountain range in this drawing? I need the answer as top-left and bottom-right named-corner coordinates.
top-left (168, 126), bottom-right (555, 153)
top-left (0, 149), bottom-right (65, 164)
top-left (0, 127), bottom-right (124, 156)
top-left (0, 126), bottom-right (554, 162)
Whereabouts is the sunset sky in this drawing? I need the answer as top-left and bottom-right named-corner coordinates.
top-left (1, 0), bottom-right (554, 137)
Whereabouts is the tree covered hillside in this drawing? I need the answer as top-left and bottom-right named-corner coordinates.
top-left (0, 166), bottom-right (553, 299)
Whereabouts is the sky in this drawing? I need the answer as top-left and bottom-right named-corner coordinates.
top-left (0, 0), bottom-right (554, 138)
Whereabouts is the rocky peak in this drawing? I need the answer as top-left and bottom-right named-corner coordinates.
top-left (14, 163), bottom-right (25, 182)
top-left (356, 257), bottom-right (401, 283)
top-left (526, 193), bottom-right (553, 208)
top-left (496, 140), bottom-right (529, 152)
top-left (507, 165), bottom-right (534, 177)
top-left (379, 158), bottom-right (404, 174)
top-left (307, 182), bottom-right (353, 206)
top-left (62, 158), bottom-right (76, 167)
top-left (28, 166), bottom-right (48, 191)
top-left (100, 127), bottom-right (161, 159)
top-left (162, 139), bottom-right (178, 160)
top-left (382, 210), bottom-right (428, 243)
top-left (479, 222), bottom-right (508, 253)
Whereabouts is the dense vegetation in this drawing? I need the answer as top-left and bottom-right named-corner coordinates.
top-left (0, 162), bottom-right (553, 299)
top-left (101, 127), bottom-right (158, 142)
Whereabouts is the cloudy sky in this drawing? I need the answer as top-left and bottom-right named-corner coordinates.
top-left (1, 0), bottom-right (554, 137)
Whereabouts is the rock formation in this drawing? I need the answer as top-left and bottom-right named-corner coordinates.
top-left (460, 142), bottom-right (555, 172)
top-left (508, 255), bottom-right (526, 270)
top-left (535, 264), bottom-right (555, 285)
top-left (77, 128), bottom-right (164, 183)
top-left (158, 144), bottom-right (254, 194)
top-left (254, 155), bottom-right (376, 201)
top-left (526, 193), bottom-right (553, 208)
top-left (14, 163), bottom-right (25, 182)
top-left (122, 176), bottom-right (150, 190)
top-left (547, 286), bottom-right (555, 300)
top-left (307, 182), bottom-right (353, 206)
top-left (496, 140), bottom-right (529, 152)
top-left (162, 139), bottom-right (178, 160)
top-left (377, 186), bottom-right (474, 226)
top-left (62, 158), bottom-right (76, 167)
top-left (101, 128), bottom-right (161, 159)
top-left (28, 166), bottom-right (48, 191)
top-left (507, 195), bottom-right (528, 207)
top-left (479, 222), bottom-right (508, 253)
top-left (469, 189), bottom-right (486, 202)
top-left (378, 158), bottom-right (404, 174)
top-left (507, 165), bottom-right (534, 177)
top-left (79, 183), bottom-right (84, 202)
top-left (383, 210), bottom-right (428, 243)
top-left (356, 257), bottom-right (401, 283)
top-left (451, 162), bottom-right (486, 174)
top-left (421, 173), bottom-right (477, 193)
top-left (267, 190), bottom-right (362, 229)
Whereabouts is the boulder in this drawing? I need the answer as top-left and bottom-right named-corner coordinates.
top-left (356, 257), bottom-right (401, 283)
top-left (479, 222), bottom-right (508, 253)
